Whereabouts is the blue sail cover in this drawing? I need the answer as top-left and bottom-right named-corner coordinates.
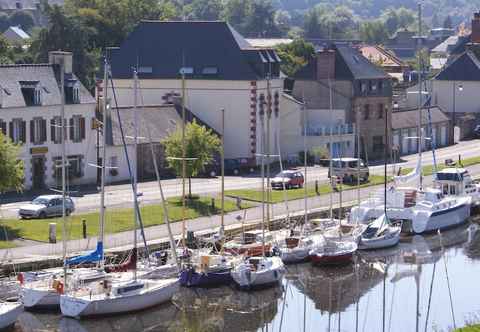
top-left (66, 242), bottom-right (104, 266)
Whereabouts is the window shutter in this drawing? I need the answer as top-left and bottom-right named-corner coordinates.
top-left (63, 119), bottom-right (67, 141)
top-left (9, 122), bottom-right (13, 140)
top-left (51, 119), bottom-right (56, 143)
top-left (21, 121), bottom-right (26, 143)
top-left (69, 118), bottom-right (74, 141)
top-left (80, 117), bottom-right (85, 140)
top-left (41, 119), bottom-right (47, 143)
top-left (0, 121), bottom-right (5, 136)
top-left (30, 120), bottom-right (34, 143)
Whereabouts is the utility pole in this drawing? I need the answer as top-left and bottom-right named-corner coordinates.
top-left (417, 1), bottom-right (424, 189)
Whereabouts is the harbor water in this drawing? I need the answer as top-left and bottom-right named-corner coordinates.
top-left (4, 221), bottom-right (480, 332)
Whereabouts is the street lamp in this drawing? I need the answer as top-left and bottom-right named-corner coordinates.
top-left (452, 82), bottom-right (463, 143)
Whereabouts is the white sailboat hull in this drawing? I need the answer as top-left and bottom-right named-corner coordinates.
top-left (0, 302), bottom-right (23, 329)
top-left (280, 247), bottom-right (311, 264)
top-left (60, 278), bottom-right (179, 318)
top-left (21, 287), bottom-right (59, 309)
top-left (358, 227), bottom-right (401, 250)
top-left (231, 257), bottom-right (284, 290)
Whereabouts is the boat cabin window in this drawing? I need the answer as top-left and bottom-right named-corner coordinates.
top-left (437, 193), bottom-right (444, 200)
top-left (442, 184), bottom-right (449, 195)
top-left (449, 186), bottom-right (456, 195)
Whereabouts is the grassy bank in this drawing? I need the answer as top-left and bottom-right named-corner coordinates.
top-left (455, 325), bottom-right (480, 331)
top-left (226, 175), bottom-right (387, 203)
top-left (0, 196), bottom-right (250, 244)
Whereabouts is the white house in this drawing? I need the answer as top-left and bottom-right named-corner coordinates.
top-left (0, 51), bottom-right (97, 190)
top-left (107, 21), bottom-right (283, 167)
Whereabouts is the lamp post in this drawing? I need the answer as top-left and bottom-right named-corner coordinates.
top-left (452, 82), bottom-right (463, 143)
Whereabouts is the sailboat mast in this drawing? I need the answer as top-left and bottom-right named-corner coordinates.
top-left (266, 73), bottom-right (271, 231)
top-left (260, 94), bottom-right (266, 258)
top-left (417, 2), bottom-right (423, 190)
top-left (220, 108), bottom-right (225, 250)
top-left (356, 108), bottom-right (361, 206)
top-left (133, 68), bottom-right (139, 281)
top-left (181, 67), bottom-right (187, 249)
top-left (384, 106), bottom-right (388, 215)
top-left (60, 56), bottom-right (67, 287)
top-left (99, 57), bottom-right (108, 269)
top-left (328, 78), bottom-right (333, 223)
top-left (303, 100), bottom-right (308, 229)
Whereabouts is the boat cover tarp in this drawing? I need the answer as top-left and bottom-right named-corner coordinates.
top-left (66, 241), bottom-right (103, 266)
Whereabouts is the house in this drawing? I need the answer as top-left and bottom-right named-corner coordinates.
top-left (292, 44), bottom-right (392, 161)
top-left (107, 20), bottom-right (283, 167)
top-left (280, 93), bottom-right (355, 162)
top-left (391, 106), bottom-right (450, 156)
top-left (384, 29), bottom-right (418, 61)
top-left (0, 51), bottom-right (96, 190)
top-left (430, 35), bottom-right (470, 70)
top-left (104, 97), bottom-right (219, 183)
top-left (359, 45), bottom-right (409, 82)
top-left (0, 0), bottom-right (64, 25)
top-left (2, 26), bottom-right (29, 45)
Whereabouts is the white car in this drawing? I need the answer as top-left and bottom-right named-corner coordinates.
top-left (18, 195), bottom-right (75, 219)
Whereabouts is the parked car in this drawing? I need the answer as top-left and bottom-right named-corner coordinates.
top-left (328, 158), bottom-right (369, 183)
top-left (201, 159), bottom-right (243, 177)
top-left (18, 195), bottom-right (75, 219)
top-left (474, 124), bottom-right (480, 138)
top-left (271, 170), bottom-right (304, 189)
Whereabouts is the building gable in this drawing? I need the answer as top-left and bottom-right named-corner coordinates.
top-left (435, 51), bottom-right (480, 81)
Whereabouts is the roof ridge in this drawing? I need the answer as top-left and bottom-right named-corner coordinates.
top-left (0, 63), bottom-right (52, 68)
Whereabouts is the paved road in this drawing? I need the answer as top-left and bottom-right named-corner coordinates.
top-left (1, 139), bottom-right (479, 218)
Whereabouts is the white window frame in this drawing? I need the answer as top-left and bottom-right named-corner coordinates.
top-left (12, 119), bottom-right (21, 143)
top-left (33, 118), bottom-right (42, 144)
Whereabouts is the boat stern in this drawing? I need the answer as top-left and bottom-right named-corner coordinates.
top-left (60, 295), bottom-right (92, 318)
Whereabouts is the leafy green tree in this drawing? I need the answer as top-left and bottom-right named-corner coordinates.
top-left (163, 121), bottom-right (220, 197)
top-left (0, 133), bottom-right (24, 193)
top-left (275, 38), bottom-right (315, 77)
top-left (360, 20), bottom-right (389, 44)
top-left (185, 0), bottom-right (222, 20)
top-left (0, 13), bottom-right (9, 32)
top-left (274, 10), bottom-right (292, 36)
top-left (8, 11), bottom-right (35, 32)
top-left (381, 7), bottom-right (416, 35)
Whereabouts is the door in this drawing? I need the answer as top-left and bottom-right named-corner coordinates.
top-left (32, 157), bottom-right (45, 190)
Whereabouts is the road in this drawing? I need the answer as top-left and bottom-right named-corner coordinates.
top-left (1, 139), bottom-right (479, 218)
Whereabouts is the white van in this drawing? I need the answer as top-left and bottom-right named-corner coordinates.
top-left (327, 158), bottom-right (369, 183)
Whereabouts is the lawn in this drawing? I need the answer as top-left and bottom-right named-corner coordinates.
top-left (399, 155), bottom-right (480, 176)
top-left (0, 196), bottom-right (249, 244)
top-left (455, 325), bottom-right (480, 332)
top-left (226, 175), bottom-right (387, 203)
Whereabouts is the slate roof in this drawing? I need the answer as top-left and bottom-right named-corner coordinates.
top-left (435, 51), bottom-right (480, 81)
top-left (0, 64), bottom-right (94, 108)
top-left (110, 21), bottom-right (280, 81)
top-left (4, 26), bottom-right (29, 39)
top-left (294, 44), bottom-right (389, 81)
top-left (392, 106), bottom-right (449, 130)
top-left (106, 104), bottom-right (219, 146)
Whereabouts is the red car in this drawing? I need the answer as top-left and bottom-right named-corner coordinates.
top-left (271, 170), bottom-right (304, 189)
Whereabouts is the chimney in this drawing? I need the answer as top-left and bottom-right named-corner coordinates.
top-left (472, 12), bottom-right (480, 44)
top-left (316, 49), bottom-right (335, 80)
top-left (48, 51), bottom-right (73, 74)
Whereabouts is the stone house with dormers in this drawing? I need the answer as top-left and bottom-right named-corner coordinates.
top-left (0, 51), bottom-right (97, 190)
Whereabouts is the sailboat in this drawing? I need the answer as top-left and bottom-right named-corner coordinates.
top-left (60, 63), bottom-right (179, 318)
top-left (231, 82), bottom-right (285, 290)
top-left (21, 56), bottom-right (106, 310)
top-left (0, 302), bottom-right (23, 330)
top-left (278, 100), bottom-right (324, 264)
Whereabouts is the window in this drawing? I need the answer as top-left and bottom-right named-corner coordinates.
top-left (9, 119), bottom-right (25, 143)
top-left (378, 81), bottom-right (384, 91)
top-left (370, 81), bottom-right (377, 92)
top-left (30, 118), bottom-right (46, 144)
top-left (202, 67), bottom-right (218, 75)
top-left (179, 67), bottom-right (194, 75)
top-left (69, 116), bottom-right (85, 143)
top-left (373, 135), bottom-right (384, 152)
top-left (51, 116), bottom-right (62, 144)
top-left (65, 86), bottom-right (80, 104)
top-left (364, 105), bottom-right (370, 120)
top-left (360, 81), bottom-right (367, 93)
top-left (138, 66), bottom-right (153, 74)
top-left (67, 156), bottom-right (82, 178)
top-left (378, 104), bottom-right (384, 119)
top-left (110, 156), bottom-right (118, 168)
top-left (20, 81), bottom-right (41, 106)
top-left (0, 119), bottom-right (5, 136)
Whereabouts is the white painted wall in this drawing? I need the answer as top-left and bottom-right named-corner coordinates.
top-left (0, 103), bottom-right (97, 190)
top-left (109, 78), bottom-right (283, 163)
top-left (431, 80), bottom-right (480, 115)
top-left (101, 144), bottom-right (135, 184)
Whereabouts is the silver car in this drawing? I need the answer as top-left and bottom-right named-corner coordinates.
top-left (18, 195), bottom-right (75, 219)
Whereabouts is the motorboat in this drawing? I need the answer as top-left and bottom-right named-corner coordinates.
top-left (277, 232), bottom-right (325, 264)
top-left (179, 253), bottom-right (235, 287)
top-left (60, 278), bottom-right (179, 318)
top-left (434, 168), bottom-right (480, 209)
top-left (309, 240), bottom-right (357, 266)
top-left (231, 256), bottom-right (285, 290)
top-left (0, 302), bottom-right (23, 329)
top-left (358, 214), bottom-right (401, 250)
top-left (223, 230), bottom-right (273, 257)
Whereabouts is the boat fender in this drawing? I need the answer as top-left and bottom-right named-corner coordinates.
top-left (17, 273), bottom-right (24, 285)
top-left (55, 281), bottom-right (64, 294)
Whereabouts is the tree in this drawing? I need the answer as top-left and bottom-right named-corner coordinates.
top-left (8, 11), bottom-right (35, 32)
top-left (0, 13), bottom-right (9, 32)
top-left (443, 15), bottom-right (453, 29)
top-left (275, 38), bottom-right (315, 77)
top-left (0, 133), bottom-right (24, 193)
top-left (381, 7), bottom-right (416, 35)
top-left (360, 20), bottom-right (389, 44)
top-left (163, 121), bottom-right (221, 197)
top-left (186, 0), bottom-right (223, 20)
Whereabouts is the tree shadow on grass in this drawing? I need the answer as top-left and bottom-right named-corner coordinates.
top-left (168, 198), bottom-right (221, 217)
top-left (0, 225), bottom-right (21, 241)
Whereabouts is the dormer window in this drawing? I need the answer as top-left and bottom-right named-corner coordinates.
top-left (370, 81), bottom-right (377, 92)
top-left (65, 81), bottom-right (80, 104)
top-left (15, 1), bottom-right (22, 9)
top-left (179, 67), bottom-right (194, 75)
top-left (202, 67), bottom-right (218, 76)
top-left (20, 81), bottom-right (41, 106)
top-left (360, 82), bottom-right (367, 93)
